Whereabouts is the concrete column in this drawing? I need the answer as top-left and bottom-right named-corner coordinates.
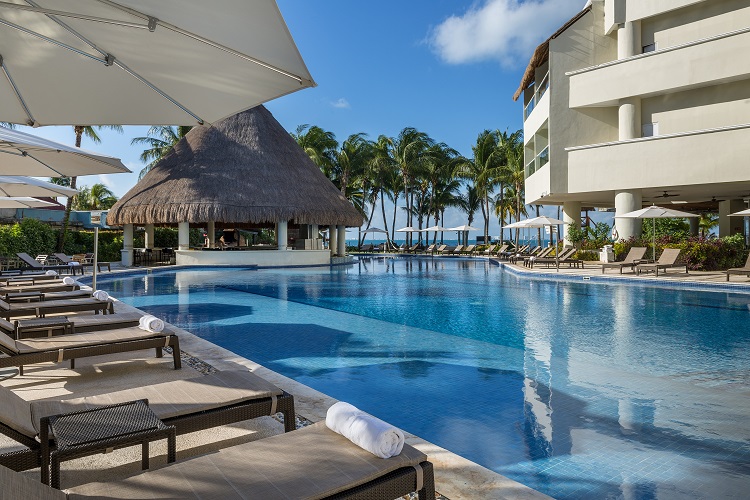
top-left (337, 225), bottom-right (346, 256)
top-left (310, 223), bottom-right (320, 250)
top-left (207, 221), bottom-right (215, 248)
top-left (614, 190), bottom-right (643, 240)
top-left (144, 223), bottom-right (154, 249)
top-left (562, 201), bottom-right (582, 247)
top-left (121, 223), bottom-right (134, 266)
top-left (617, 20), bottom-right (641, 60)
top-left (329, 225), bottom-right (337, 256)
top-left (277, 221), bottom-right (288, 250)
top-left (688, 217), bottom-right (699, 237)
top-left (618, 97), bottom-right (641, 140)
top-left (719, 199), bottom-right (745, 237)
top-left (178, 222), bottom-right (190, 251)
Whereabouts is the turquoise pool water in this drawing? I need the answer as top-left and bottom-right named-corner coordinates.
top-left (97, 258), bottom-right (750, 499)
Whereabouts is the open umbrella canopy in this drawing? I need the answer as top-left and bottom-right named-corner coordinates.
top-left (446, 224), bottom-right (478, 231)
top-left (729, 208), bottom-right (750, 216)
top-left (395, 226), bottom-right (420, 232)
top-left (361, 227), bottom-right (387, 234)
top-left (0, 126), bottom-right (129, 176)
top-left (522, 216), bottom-right (565, 227)
top-left (0, 0), bottom-right (315, 126)
top-left (423, 225), bottom-right (447, 232)
top-left (503, 220), bottom-right (531, 229)
top-left (0, 176), bottom-right (77, 197)
top-left (616, 205), bottom-right (698, 220)
top-left (0, 196), bottom-right (56, 208)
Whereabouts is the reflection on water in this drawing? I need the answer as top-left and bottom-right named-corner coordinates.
top-left (98, 260), bottom-right (750, 499)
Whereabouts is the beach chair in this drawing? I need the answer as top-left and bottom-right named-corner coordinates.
top-left (435, 244), bottom-right (447, 254)
top-left (451, 245), bottom-right (464, 255)
top-left (2, 288), bottom-right (92, 303)
top-left (53, 253), bottom-right (92, 274)
top-left (726, 253), bottom-right (750, 281)
top-left (462, 244), bottom-right (476, 255)
top-left (422, 244), bottom-right (436, 254)
top-left (0, 420), bottom-right (435, 499)
top-left (0, 295), bottom-right (113, 321)
top-left (0, 324), bottom-right (181, 376)
top-left (601, 247), bottom-right (648, 274)
top-left (15, 253), bottom-right (75, 275)
top-left (0, 279), bottom-right (80, 294)
top-left (523, 246), bottom-right (554, 267)
top-left (0, 370), bottom-right (295, 477)
top-left (495, 244), bottom-right (510, 259)
top-left (481, 244), bottom-right (496, 256)
top-left (407, 243), bottom-right (421, 253)
top-left (636, 248), bottom-right (687, 277)
top-left (0, 311), bottom-right (143, 340)
top-left (0, 274), bottom-right (61, 285)
top-left (529, 248), bottom-right (576, 268)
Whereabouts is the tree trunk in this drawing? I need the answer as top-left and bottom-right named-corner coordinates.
top-left (58, 126), bottom-right (84, 251)
top-left (391, 192), bottom-right (399, 243)
top-left (380, 191), bottom-right (391, 248)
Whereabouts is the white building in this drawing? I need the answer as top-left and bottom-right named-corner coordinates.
top-left (517, 0), bottom-right (750, 243)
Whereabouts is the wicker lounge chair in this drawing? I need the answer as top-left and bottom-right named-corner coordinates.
top-left (0, 324), bottom-right (181, 376)
top-left (53, 254), bottom-right (93, 274)
top-left (0, 421), bottom-right (434, 499)
top-left (528, 248), bottom-right (576, 268)
top-left (636, 248), bottom-right (687, 277)
top-left (481, 244), bottom-right (496, 256)
top-left (462, 244), bottom-right (477, 255)
top-left (451, 245), bottom-right (464, 255)
top-left (523, 246), bottom-right (554, 267)
top-left (358, 244), bottom-right (374, 253)
top-left (16, 253), bottom-right (76, 276)
top-left (0, 279), bottom-right (80, 294)
top-left (0, 370), bottom-right (293, 475)
top-left (726, 253), bottom-right (750, 281)
top-left (434, 244), bottom-right (447, 254)
top-left (495, 244), bottom-right (510, 259)
top-left (0, 274), bottom-right (61, 285)
top-left (422, 244), bottom-right (436, 254)
top-left (0, 311), bottom-right (143, 340)
top-left (0, 296), bottom-right (113, 321)
top-left (600, 247), bottom-right (648, 274)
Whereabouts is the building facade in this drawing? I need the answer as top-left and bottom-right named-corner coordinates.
top-left (518, 0), bottom-right (750, 243)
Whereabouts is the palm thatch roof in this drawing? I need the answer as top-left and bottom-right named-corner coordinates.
top-left (107, 106), bottom-right (362, 227)
top-left (513, 6), bottom-right (591, 101)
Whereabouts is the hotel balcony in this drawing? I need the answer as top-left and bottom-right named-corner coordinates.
top-left (524, 147), bottom-right (550, 205)
top-left (523, 73), bottom-right (550, 142)
top-left (568, 28), bottom-right (750, 108)
top-left (566, 123), bottom-right (750, 194)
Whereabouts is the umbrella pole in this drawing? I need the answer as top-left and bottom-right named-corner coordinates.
top-left (555, 225), bottom-right (559, 272)
top-left (652, 218), bottom-right (656, 261)
top-left (92, 226), bottom-right (99, 290)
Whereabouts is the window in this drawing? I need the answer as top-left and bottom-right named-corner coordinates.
top-left (642, 43), bottom-right (657, 53)
top-left (642, 122), bottom-right (659, 137)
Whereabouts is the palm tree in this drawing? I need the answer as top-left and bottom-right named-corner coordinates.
top-left (458, 185), bottom-right (481, 230)
top-left (58, 125), bottom-right (122, 251)
top-left (495, 129), bottom-right (523, 241)
top-left (698, 212), bottom-right (719, 237)
top-left (131, 126), bottom-right (192, 180)
top-left (291, 124), bottom-right (338, 176)
top-left (334, 133), bottom-right (374, 200)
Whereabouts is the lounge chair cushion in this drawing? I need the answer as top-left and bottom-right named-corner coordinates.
top-left (0, 464), bottom-right (66, 500)
top-left (0, 383), bottom-right (39, 438)
top-left (0, 331), bottom-right (19, 353)
top-left (67, 422), bottom-right (427, 500)
top-left (30, 371), bottom-right (283, 434)
top-left (12, 326), bottom-right (168, 354)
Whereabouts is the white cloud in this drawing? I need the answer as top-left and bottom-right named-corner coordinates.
top-left (330, 98), bottom-right (351, 109)
top-left (429, 0), bottom-right (585, 68)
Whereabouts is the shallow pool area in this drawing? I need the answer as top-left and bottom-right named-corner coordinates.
top-left (98, 258), bottom-right (750, 499)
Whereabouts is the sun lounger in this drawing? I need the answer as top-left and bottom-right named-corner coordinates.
top-left (528, 248), bottom-right (576, 268)
top-left (358, 244), bottom-right (374, 252)
top-left (434, 244), bottom-right (447, 254)
top-left (1, 419), bottom-right (434, 499)
top-left (0, 296), bottom-right (113, 321)
top-left (2, 289), bottom-right (92, 304)
top-left (495, 244), bottom-right (510, 259)
top-left (523, 246), bottom-right (554, 267)
top-left (0, 370), bottom-right (293, 475)
top-left (53, 253), bottom-right (92, 274)
top-left (636, 248), bottom-right (687, 277)
top-left (0, 324), bottom-right (181, 376)
top-left (451, 245), bottom-right (464, 255)
top-left (726, 253), bottom-right (750, 281)
top-left (0, 280), bottom-right (80, 294)
top-left (0, 311), bottom-right (143, 340)
top-left (0, 274), bottom-right (61, 285)
top-left (601, 247), bottom-right (648, 274)
top-left (462, 244), bottom-right (476, 255)
top-left (422, 244), bottom-right (436, 254)
top-left (481, 244), bottom-right (496, 256)
top-left (15, 253), bottom-right (76, 276)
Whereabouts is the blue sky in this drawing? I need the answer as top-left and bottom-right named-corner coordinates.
top-left (16, 0), bottom-right (590, 238)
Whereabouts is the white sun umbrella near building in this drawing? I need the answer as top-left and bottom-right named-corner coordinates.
top-left (396, 226), bottom-right (420, 247)
top-left (422, 225), bottom-right (446, 245)
top-left (0, 1), bottom-right (315, 127)
top-left (0, 197), bottom-right (57, 209)
top-left (0, 176), bottom-right (78, 197)
top-left (616, 205), bottom-right (698, 261)
top-left (361, 227), bottom-right (387, 246)
top-left (729, 208), bottom-right (750, 217)
top-left (507, 216), bottom-right (565, 270)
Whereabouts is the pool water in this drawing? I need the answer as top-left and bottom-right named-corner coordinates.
top-left (98, 258), bottom-right (750, 499)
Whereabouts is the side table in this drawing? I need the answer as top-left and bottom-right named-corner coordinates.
top-left (14, 316), bottom-right (74, 339)
top-left (40, 399), bottom-right (176, 489)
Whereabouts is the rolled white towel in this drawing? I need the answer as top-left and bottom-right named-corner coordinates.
top-left (62, 276), bottom-right (76, 285)
top-left (325, 402), bottom-right (404, 459)
top-left (70, 261), bottom-right (80, 266)
top-left (92, 290), bottom-right (109, 301)
top-left (138, 315), bottom-right (164, 333)
top-left (45, 270), bottom-right (58, 276)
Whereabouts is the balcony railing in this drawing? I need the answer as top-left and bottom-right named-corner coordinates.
top-left (523, 72), bottom-right (550, 120)
top-left (525, 146), bottom-right (550, 178)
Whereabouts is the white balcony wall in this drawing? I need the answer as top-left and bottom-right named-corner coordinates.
top-left (525, 163), bottom-right (551, 205)
top-left (625, 0), bottom-right (710, 23)
top-left (566, 125), bottom-right (750, 194)
top-left (642, 80), bottom-right (750, 135)
top-left (570, 29), bottom-right (750, 108)
top-left (524, 91), bottom-right (549, 144)
top-left (642, 0), bottom-right (750, 49)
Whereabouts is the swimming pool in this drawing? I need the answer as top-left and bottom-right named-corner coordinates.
top-left (98, 258), bottom-right (750, 499)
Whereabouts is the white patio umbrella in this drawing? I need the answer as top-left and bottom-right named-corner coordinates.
top-left (360, 227), bottom-right (387, 247)
top-left (446, 224), bottom-right (478, 246)
top-left (729, 208), bottom-right (750, 216)
top-left (616, 205), bottom-right (698, 261)
top-left (507, 216), bottom-right (565, 270)
top-left (0, 127), bottom-right (129, 176)
top-left (0, 1), bottom-right (315, 126)
top-left (0, 176), bottom-right (77, 197)
top-left (0, 197), bottom-right (56, 208)
top-left (395, 226), bottom-right (420, 247)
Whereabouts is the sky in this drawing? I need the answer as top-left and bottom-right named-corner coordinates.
top-left (14, 0), bottom-right (590, 239)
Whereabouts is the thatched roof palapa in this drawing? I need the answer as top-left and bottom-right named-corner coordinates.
top-left (107, 106), bottom-right (363, 227)
top-left (513, 6), bottom-right (591, 101)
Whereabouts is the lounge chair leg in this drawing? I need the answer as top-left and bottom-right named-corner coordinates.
top-left (70, 359), bottom-right (75, 369)
top-left (18, 365), bottom-right (23, 376)
top-left (171, 337), bottom-right (182, 369)
top-left (156, 347), bottom-right (163, 358)
top-left (419, 461), bottom-right (436, 500)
